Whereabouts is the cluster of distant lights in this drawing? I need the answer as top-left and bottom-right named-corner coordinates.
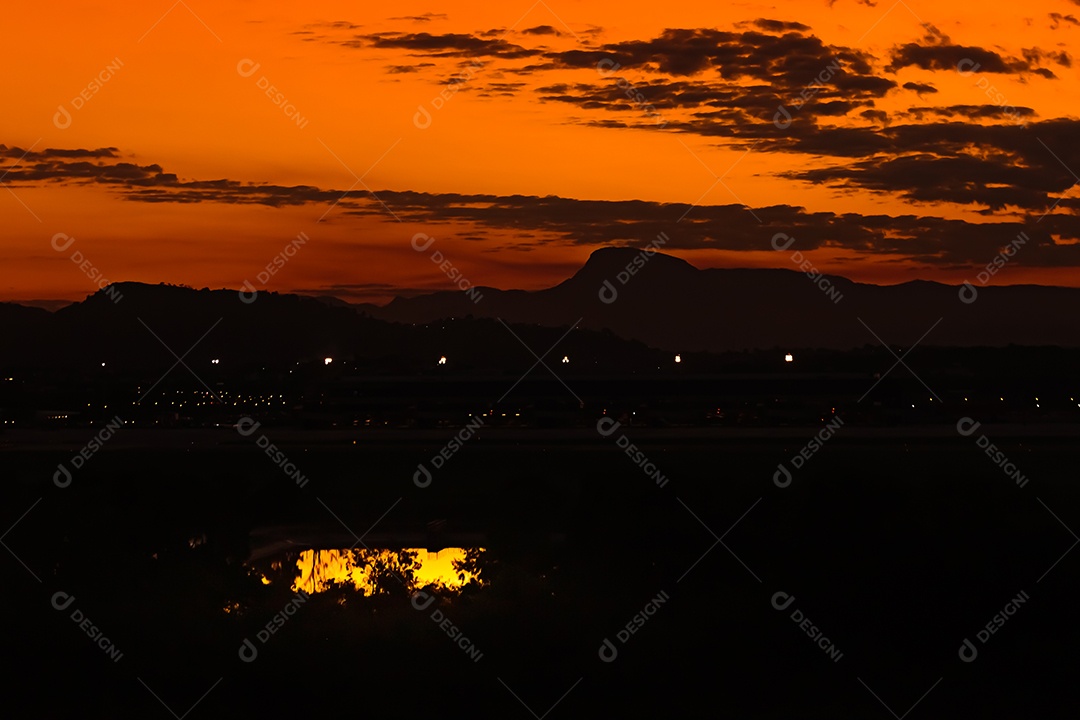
top-left (53, 356), bottom-right (1080, 414)
top-left (130, 389), bottom-right (288, 408)
top-left (8, 394), bottom-right (1080, 426)
top-left (97, 353), bottom-right (791, 369)
top-left (106, 358), bottom-right (220, 366)
top-left (421, 353), bottom-right (768, 366)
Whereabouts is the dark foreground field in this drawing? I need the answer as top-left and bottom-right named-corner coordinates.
top-left (3, 427), bottom-right (1079, 718)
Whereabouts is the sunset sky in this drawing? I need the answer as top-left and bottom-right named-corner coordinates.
top-left (5, 0), bottom-right (1080, 305)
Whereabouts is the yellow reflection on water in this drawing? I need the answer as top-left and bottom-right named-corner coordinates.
top-left (292, 548), bottom-right (482, 594)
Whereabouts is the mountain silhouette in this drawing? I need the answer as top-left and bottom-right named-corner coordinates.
top-left (3, 250), bottom-right (1078, 372)
top-left (357, 247), bottom-right (1079, 351)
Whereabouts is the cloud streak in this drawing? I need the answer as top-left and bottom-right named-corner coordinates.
top-left (8, 142), bottom-right (1080, 270)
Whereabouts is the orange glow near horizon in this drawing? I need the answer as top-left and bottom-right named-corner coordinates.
top-left (4, 1), bottom-right (1080, 304)
top-left (291, 547), bottom-right (481, 594)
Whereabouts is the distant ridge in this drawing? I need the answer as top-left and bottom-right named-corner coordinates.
top-left (355, 247), bottom-right (1080, 351)
top-left (5, 249), bottom-right (1079, 358)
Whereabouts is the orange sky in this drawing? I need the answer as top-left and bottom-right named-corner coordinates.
top-left (4, 0), bottom-right (1080, 304)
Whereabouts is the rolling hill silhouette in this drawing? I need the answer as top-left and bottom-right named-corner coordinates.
top-left (0, 281), bottom-right (662, 372)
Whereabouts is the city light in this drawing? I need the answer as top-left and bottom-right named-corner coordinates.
top-left (438, 356), bottom-right (447, 365)
top-left (324, 357), bottom-right (333, 365)
top-left (784, 353), bottom-right (794, 363)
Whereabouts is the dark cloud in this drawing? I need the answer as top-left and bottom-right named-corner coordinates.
top-left (902, 81), bottom-right (938, 94)
top-left (529, 26), bottom-right (898, 132)
top-left (12, 143), bottom-right (1080, 269)
top-left (388, 13), bottom-right (448, 23)
top-left (887, 37), bottom-right (1066, 76)
top-left (341, 190), bottom-right (1080, 269)
top-left (776, 119), bottom-right (1080, 213)
top-left (548, 27), bottom-right (877, 82)
top-left (522, 25), bottom-right (559, 36)
top-left (331, 20), bottom-right (1065, 168)
top-left (1050, 12), bottom-right (1080, 28)
top-left (324, 23), bottom-right (899, 133)
top-left (1, 145), bottom-right (118, 160)
top-left (350, 32), bottom-right (542, 59)
top-left (0, 146), bottom-right (337, 207)
top-left (532, 32), bottom-right (1070, 217)
top-left (744, 19), bottom-right (812, 32)
top-left (1023, 46), bottom-right (1071, 68)
top-left (297, 20), bottom-right (360, 32)
top-left (476, 81), bottom-right (526, 97)
top-left (385, 62), bottom-right (436, 74)
top-left (902, 104), bottom-right (1035, 121)
top-left (554, 107), bottom-right (1078, 217)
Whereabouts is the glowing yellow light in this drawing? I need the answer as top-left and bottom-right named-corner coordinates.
top-left (438, 356), bottom-right (447, 365)
top-left (784, 353), bottom-right (794, 363)
top-left (290, 548), bottom-right (483, 594)
top-left (675, 354), bottom-right (681, 363)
